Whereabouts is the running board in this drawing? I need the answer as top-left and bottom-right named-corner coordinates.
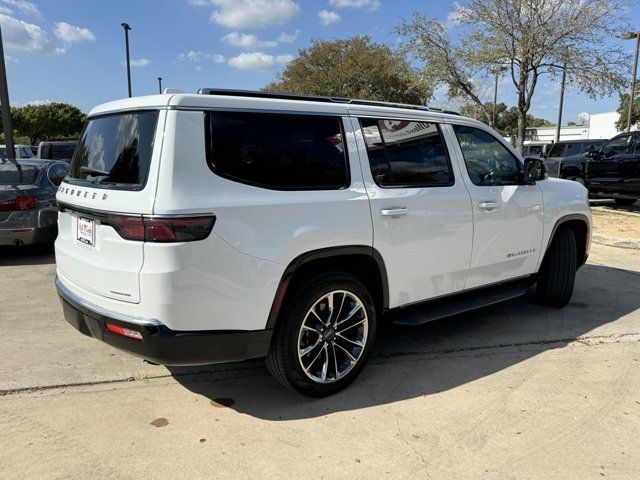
top-left (392, 279), bottom-right (534, 326)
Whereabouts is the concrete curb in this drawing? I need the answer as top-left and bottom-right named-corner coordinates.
top-left (592, 233), bottom-right (640, 250)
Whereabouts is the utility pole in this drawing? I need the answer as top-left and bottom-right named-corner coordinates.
top-left (121, 23), bottom-right (132, 97)
top-left (0, 21), bottom-right (16, 165)
top-left (158, 77), bottom-right (163, 94)
top-left (621, 32), bottom-right (640, 132)
top-left (555, 62), bottom-right (567, 143)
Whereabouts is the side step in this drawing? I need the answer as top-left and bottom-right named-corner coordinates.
top-left (393, 278), bottom-right (534, 326)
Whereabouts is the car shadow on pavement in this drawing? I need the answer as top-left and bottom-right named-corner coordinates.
top-left (590, 199), bottom-right (640, 214)
top-left (168, 262), bottom-right (640, 421)
top-left (0, 244), bottom-right (55, 266)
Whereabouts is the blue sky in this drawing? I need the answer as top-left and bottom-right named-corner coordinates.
top-left (2, 0), bottom-right (638, 124)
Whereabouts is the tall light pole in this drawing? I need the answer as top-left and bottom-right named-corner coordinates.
top-left (622, 32), bottom-right (640, 132)
top-left (492, 66), bottom-right (507, 128)
top-left (157, 77), bottom-right (163, 94)
top-left (0, 21), bottom-right (16, 165)
top-left (555, 62), bottom-right (567, 143)
top-left (121, 23), bottom-right (132, 98)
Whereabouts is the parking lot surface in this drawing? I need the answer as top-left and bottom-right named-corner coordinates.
top-left (1, 239), bottom-right (639, 479)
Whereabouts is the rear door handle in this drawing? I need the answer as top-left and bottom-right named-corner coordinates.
top-left (380, 208), bottom-right (408, 217)
top-left (478, 201), bottom-right (499, 211)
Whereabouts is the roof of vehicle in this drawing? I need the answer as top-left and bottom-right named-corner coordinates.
top-left (38, 140), bottom-right (77, 145)
top-left (0, 144), bottom-right (31, 148)
top-left (0, 159), bottom-right (66, 167)
top-left (551, 139), bottom-right (606, 145)
top-left (88, 90), bottom-right (478, 126)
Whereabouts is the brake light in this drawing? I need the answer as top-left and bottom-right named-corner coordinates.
top-left (0, 195), bottom-right (38, 211)
top-left (105, 215), bottom-right (215, 242)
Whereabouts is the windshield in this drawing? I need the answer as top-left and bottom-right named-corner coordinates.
top-left (0, 163), bottom-right (41, 185)
top-left (68, 111), bottom-right (158, 189)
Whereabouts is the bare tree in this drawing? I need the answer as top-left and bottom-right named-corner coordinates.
top-left (397, 0), bottom-right (631, 150)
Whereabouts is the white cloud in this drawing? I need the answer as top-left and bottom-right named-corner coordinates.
top-left (53, 22), bottom-right (95, 44)
top-left (23, 99), bottom-right (50, 105)
top-left (1, 0), bottom-right (39, 16)
top-left (208, 0), bottom-right (300, 29)
top-left (446, 2), bottom-right (465, 28)
top-left (0, 13), bottom-right (60, 55)
top-left (179, 50), bottom-right (226, 66)
top-left (222, 31), bottom-right (277, 48)
top-left (130, 58), bottom-right (151, 67)
top-left (228, 51), bottom-right (293, 72)
top-left (277, 30), bottom-right (299, 43)
top-left (328, 0), bottom-right (380, 11)
top-left (187, 0), bottom-right (209, 5)
top-left (318, 10), bottom-right (341, 26)
top-left (0, 6), bottom-right (12, 14)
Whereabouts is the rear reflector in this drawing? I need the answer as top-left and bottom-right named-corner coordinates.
top-left (104, 215), bottom-right (215, 243)
top-left (105, 323), bottom-right (143, 340)
top-left (0, 195), bottom-right (38, 212)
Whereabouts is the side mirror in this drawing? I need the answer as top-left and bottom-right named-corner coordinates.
top-left (523, 157), bottom-right (548, 184)
top-left (585, 145), bottom-right (596, 158)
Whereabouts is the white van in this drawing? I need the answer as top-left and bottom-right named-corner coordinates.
top-left (55, 90), bottom-right (591, 396)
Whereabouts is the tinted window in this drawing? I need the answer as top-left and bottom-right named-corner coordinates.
top-left (51, 144), bottom-right (76, 160)
top-left (601, 135), bottom-right (635, 157)
top-left (47, 163), bottom-right (69, 186)
top-left (205, 112), bottom-right (348, 190)
top-left (453, 125), bottom-right (520, 186)
top-left (68, 111), bottom-right (158, 189)
top-left (0, 163), bottom-right (41, 185)
top-left (359, 118), bottom-right (452, 187)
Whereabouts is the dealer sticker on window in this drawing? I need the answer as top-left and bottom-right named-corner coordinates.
top-left (77, 217), bottom-right (95, 246)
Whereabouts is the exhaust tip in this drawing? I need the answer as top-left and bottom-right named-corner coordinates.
top-left (12, 239), bottom-right (24, 247)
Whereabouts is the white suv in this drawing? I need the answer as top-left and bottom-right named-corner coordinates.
top-left (55, 90), bottom-right (591, 396)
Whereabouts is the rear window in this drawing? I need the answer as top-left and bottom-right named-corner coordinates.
top-left (68, 111), bottom-right (158, 190)
top-left (51, 144), bottom-right (76, 160)
top-left (0, 163), bottom-right (41, 185)
top-left (205, 111), bottom-right (349, 190)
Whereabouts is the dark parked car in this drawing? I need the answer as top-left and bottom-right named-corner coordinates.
top-left (37, 140), bottom-right (77, 162)
top-left (560, 131), bottom-right (640, 206)
top-left (522, 142), bottom-right (548, 158)
top-left (542, 139), bottom-right (607, 177)
top-left (0, 159), bottom-right (69, 246)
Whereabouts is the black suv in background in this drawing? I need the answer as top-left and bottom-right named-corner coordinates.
top-left (542, 139), bottom-right (607, 177)
top-left (560, 131), bottom-right (639, 206)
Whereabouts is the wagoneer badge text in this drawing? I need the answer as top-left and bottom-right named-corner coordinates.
top-left (58, 186), bottom-right (108, 201)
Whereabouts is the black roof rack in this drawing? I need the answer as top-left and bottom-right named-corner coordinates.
top-left (197, 88), bottom-right (460, 115)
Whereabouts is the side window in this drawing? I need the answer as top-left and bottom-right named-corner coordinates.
top-left (547, 143), bottom-right (566, 157)
top-left (205, 112), bottom-right (348, 190)
top-left (453, 125), bottom-right (521, 186)
top-left (359, 118), bottom-right (452, 187)
top-left (48, 164), bottom-right (69, 186)
top-left (601, 135), bottom-right (633, 157)
top-left (564, 143), bottom-right (581, 157)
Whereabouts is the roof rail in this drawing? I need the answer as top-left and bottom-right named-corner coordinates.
top-left (197, 88), bottom-right (460, 115)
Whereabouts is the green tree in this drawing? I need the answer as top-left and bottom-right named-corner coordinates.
top-left (265, 36), bottom-right (431, 105)
top-left (397, 0), bottom-right (630, 151)
top-left (460, 102), bottom-right (552, 137)
top-left (615, 92), bottom-right (640, 132)
top-left (9, 102), bottom-right (86, 145)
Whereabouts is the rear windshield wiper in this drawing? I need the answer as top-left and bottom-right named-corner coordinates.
top-left (79, 166), bottom-right (110, 178)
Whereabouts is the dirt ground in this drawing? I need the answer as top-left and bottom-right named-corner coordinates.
top-left (592, 208), bottom-right (640, 240)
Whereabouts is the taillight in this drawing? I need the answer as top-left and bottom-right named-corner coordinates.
top-left (0, 195), bottom-right (38, 212)
top-left (104, 215), bottom-right (215, 242)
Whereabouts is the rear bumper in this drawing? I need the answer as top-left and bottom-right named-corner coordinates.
top-left (56, 277), bottom-right (273, 366)
top-left (0, 226), bottom-right (57, 246)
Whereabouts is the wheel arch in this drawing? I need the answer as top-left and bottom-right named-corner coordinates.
top-left (265, 246), bottom-right (389, 330)
top-left (544, 214), bottom-right (590, 268)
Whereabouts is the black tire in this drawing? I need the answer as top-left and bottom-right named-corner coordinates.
top-left (266, 272), bottom-right (376, 397)
top-left (614, 198), bottom-right (637, 206)
top-left (536, 227), bottom-right (577, 308)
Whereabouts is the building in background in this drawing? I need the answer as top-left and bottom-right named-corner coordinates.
top-left (523, 111), bottom-right (637, 146)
